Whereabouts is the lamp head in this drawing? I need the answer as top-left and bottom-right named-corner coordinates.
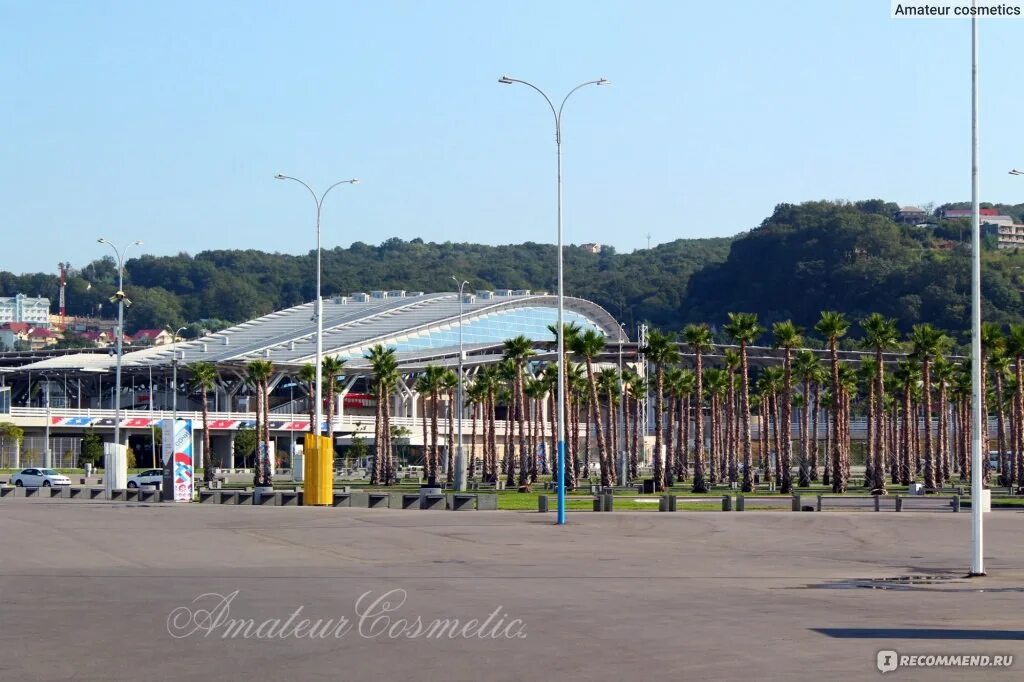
top-left (498, 75), bottom-right (513, 84)
top-left (350, 179), bottom-right (360, 184)
top-left (1011, 169), bottom-right (1023, 176)
top-left (274, 173), bottom-right (286, 180)
top-left (97, 238), bottom-right (107, 244)
top-left (132, 240), bottom-right (143, 246)
top-left (596, 78), bottom-right (610, 86)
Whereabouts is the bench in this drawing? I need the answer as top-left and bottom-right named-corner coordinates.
top-left (217, 490), bottom-right (239, 505)
top-left (88, 487), bottom-right (105, 500)
top-left (255, 490), bottom-right (278, 506)
top-left (107, 489), bottom-right (127, 501)
top-left (125, 488), bottom-right (140, 502)
top-left (138, 489), bottom-right (160, 503)
top-left (278, 491), bottom-right (299, 507)
top-left (198, 490), bottom-right (218, 504)
top-left (449, 494), bottom-right (476, 511)
top-left (332, 492), bottom-right (351, 507)
top-left (0, 487), bottom-right (14, 499)
top-left (392, 493), bottom-right (421, 509)
top-left (420, 494), bottom-right (445, 510)
top-left (68, 487), bottom-right (84, 499)
top-left (896, 494), bottom-right (959, 512)
top-left (816, 494), bottom-right (884, 512)
top-left (236, 490), bottom-right (254, 505)
top-left (367, 492), bottom-right (390, 509)
top-left (734, 495), bottom-right (796, 511)
top-left (50, 487), bottom-right (68, 498)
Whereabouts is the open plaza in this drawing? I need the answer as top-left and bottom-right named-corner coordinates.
top-left (1, 502), bottom-right (1021, 681)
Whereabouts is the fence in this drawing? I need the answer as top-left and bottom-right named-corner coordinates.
top-left (0, 436), bottom-right (82, 469)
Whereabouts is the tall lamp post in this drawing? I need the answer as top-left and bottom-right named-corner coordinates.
top-left (451, 277), bottom-right (469, 491)
top-left (617, 323), bottom-right (627, 484)
top-left (968, 17), bottom-right (985, 577)
top-left (97, 238), bottom-right (143, 449)
top-left (498, 75), bottom-right (608, 525)
top-left (168, 325), bottom-right (188, 420)
top-left (275, 174), bottom-right (359, 441)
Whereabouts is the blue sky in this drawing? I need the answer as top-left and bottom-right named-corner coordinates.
top-left (1, 1), bottom-right (1021, 274)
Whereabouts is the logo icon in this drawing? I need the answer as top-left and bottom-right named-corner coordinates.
top-left (877, 650), bottom-right (899, 673)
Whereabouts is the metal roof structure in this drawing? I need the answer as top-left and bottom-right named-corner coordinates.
top-left (10, 292), bottom-right (622, 375)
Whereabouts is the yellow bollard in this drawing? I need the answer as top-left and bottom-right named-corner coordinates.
top-left (303, 433), bottom-right (334, 505)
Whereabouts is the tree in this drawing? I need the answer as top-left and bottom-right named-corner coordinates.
top-left (683, 324), bottom-right (713, 493)
top-left (910, 323), bottom-right (951, 489)
top-left (78, 429), bottom-right (102, 468)
top-left (861, 312), bottom-right (899, 493)
top-left (441, 369), bottom-right (459, 485)
top-left (570, 329), bottom-right (613, 487)
top-left (503, 335), bottom-right (536, 490)
top-left (189, 361), bottom-right (219, 482)
top-left (772, 320), bottom-right (802, 493)
top-left (815, 311), bottom-right (850, 492)
top-left (1005, 324), bottom-right (1024, 487)
top-left (793, 350), bottom-right (819, 487)
top-left (723, 312), bottom-right (763, 492)
top-left (367, 345), bottom-right (398, 485)
top-left (246, 359), bottom-right (274, 486)
top-left (643, 329), bottom-right (678, 491)
top-left (547, 322), bottom-right (581, 490)
top-left (321, 356), bottom-right (347, 438)
top-left (298, 363), bottom-right (317, 434)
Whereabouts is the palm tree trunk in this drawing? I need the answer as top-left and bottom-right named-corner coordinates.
top-left (675, 392), bottom-right (685, 481)
top-left (739, 342), bottom-right (753, 492)
top-left (873, 346), bottom-right (886, 492)
top-left (447, 390), bottom-right (456, 485)
top-left (780, 349), bottom-right (794, 493)
top-left (708, 392), bottom-right (718, 485)
top-left (548, 392), bottom-right (557, 481)
top-left (665, 393), bottom-right (676, 487)
top-left (653, 366), bottom-right (665, 491)
top-left (201, 388), bottom-right (213, 483)
top-left (799, 378), bottom-right (811, 487)
top-left (692, 354), bottom-right (708, 493)
top-left (630, 391), bottom-right (640, 480)
top-left (469, 402), bottom-right (478, 480)
top-left (811, 383), bottom-right (820, 481)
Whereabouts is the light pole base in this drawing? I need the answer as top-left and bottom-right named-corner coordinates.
top-left (454, 446), bottom-right (467, 492)
top-left (966, 571), bottom-right (987, 578)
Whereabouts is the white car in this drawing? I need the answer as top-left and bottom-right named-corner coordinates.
top-left (127, 469), bottom-right (164, 488)
top-left (11, 468), bottom-right (71, 488)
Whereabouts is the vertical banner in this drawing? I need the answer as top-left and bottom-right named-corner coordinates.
top-left (162, 419), bottom-right (194, 502)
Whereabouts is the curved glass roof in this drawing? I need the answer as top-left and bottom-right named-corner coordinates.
top-left (14, 292), bottom-right (623, 372)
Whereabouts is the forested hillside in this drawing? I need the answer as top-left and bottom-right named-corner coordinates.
top-left (4, 198), bottom-right (1024, 340)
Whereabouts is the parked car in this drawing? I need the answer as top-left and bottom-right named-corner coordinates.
top-left (11, 468), bottom-right (72, 487)
top-left (126, 469), bottom-right (164, 488)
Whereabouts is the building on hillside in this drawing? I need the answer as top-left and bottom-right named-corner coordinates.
top-left (578, 243), bottom-right (603, 254)
top-left (26, 327), bottom-right (57, 350)
top-left (132, 329), bottom-right (174, 346)
top-left (0, 294), bottom-right (50, 328)
top-left (993, 224), bottom-right (1024, 250)
top-left (895, 206), bottom-right (928, 224)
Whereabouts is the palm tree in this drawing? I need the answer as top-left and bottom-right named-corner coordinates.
top-left (772, 320), bottom-right (802, 494)
top-left (297, 363), bottom-right (317, 435)
top-left (625, 371), bottom-right (647, 481)
top-left (793, 350), bottom-right (818, 487)
top-left (570, 329), bottom-right (613, 487)
top-left (723, 312), bottom-right (763, 492)
top-left (1005, 323), bottom-right (1024, 486)
top-left (683, 324), bottom-right (713, 493)
top-left (704, 368), bottom-right (728, 485)
top-left (860, 358), bottom-right (879, 489)
top-left (367, 345), bottom-right (398, 485)
top-left (757, 366), bottom-right (783, 485)
top-left (321, 356), bottom-right (346, 438)
top-left (441, 369), bottom-right (459, 485)
top-left (189, 362), bottom-right (219, 483)
top-left (910, 324), bottom-right (951, 489)
top-left (663, 367), bottom-right (684, 487)
top-left (675, 368), bottom-right (696, 482)
top-left (723, 349), bottom-right (741, 485)
top-left (502, 335), bottom-right (536, 489)
top-left (597, 366), bottom-right (621, 486)
top-left (815, 311), bottom-right (850, 493)
top-left (417, 364), bottom-right (446, 486)
top-left (246, 359), bottom-right (274, 487)
top-left (466, 379), bottom-right (486, 480)
top-left (861, 313), bottom-right (899, 493)
top-left (981, 322), bottom-right (1004, 483)
top-left (547, 322), bottom-right (581, 488)
top-left (643, 329), bottom-right (679, 491)
top-left (933, 356), bottom-right (955, 485)
top-left (838, 363), bottom-right (858, 483)
top-left (894, 359), bottom-right (919, 485)
top-left (525, 376), bottom-right (548, 479)
top-left (990, 354), bottom-right (1011, 486)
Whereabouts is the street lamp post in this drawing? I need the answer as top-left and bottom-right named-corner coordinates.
top-left (618, 323), bottom-right (627, 484)
top-left (275, 175), bottom-right (359, 442)
top-left (169, 325), bottom-right (188, 420)
top-left (97, 238), bottom-right (143, 450)
top-left (968, 17), bottom-right (984, 577)
top-left (452, 277), bottom-right (469, 491)
top-left (498, 75), bottom-right (608, 525)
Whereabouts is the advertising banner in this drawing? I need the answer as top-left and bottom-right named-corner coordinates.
top-left (162, 419), bottom-right (194, 502)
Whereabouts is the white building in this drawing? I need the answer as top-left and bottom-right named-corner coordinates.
top-left (0, 294), bottom-right (50, 328)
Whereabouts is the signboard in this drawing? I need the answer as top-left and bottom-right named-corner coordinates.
top-left (162, 419), bottom-right (193, 502)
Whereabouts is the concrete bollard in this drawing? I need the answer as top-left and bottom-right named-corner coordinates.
top-left (721, 495), bottom-right (733, 512)
top-left (538, 495), bottom-right (549, 513)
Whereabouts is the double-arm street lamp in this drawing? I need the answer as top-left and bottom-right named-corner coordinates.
top-left (451, 276), bottom-right (469, 491)
top-left (498, 75), bottom-right (608, 525)
top-left (97, 238), bottom-right (143, 449)
top-left (275, 174), bottom-right (359, 439)
top-left (1009, 169), bottom-right (1022, 176)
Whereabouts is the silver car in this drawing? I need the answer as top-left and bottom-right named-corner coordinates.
top-left (11, 468), bottom-right (72, 487)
